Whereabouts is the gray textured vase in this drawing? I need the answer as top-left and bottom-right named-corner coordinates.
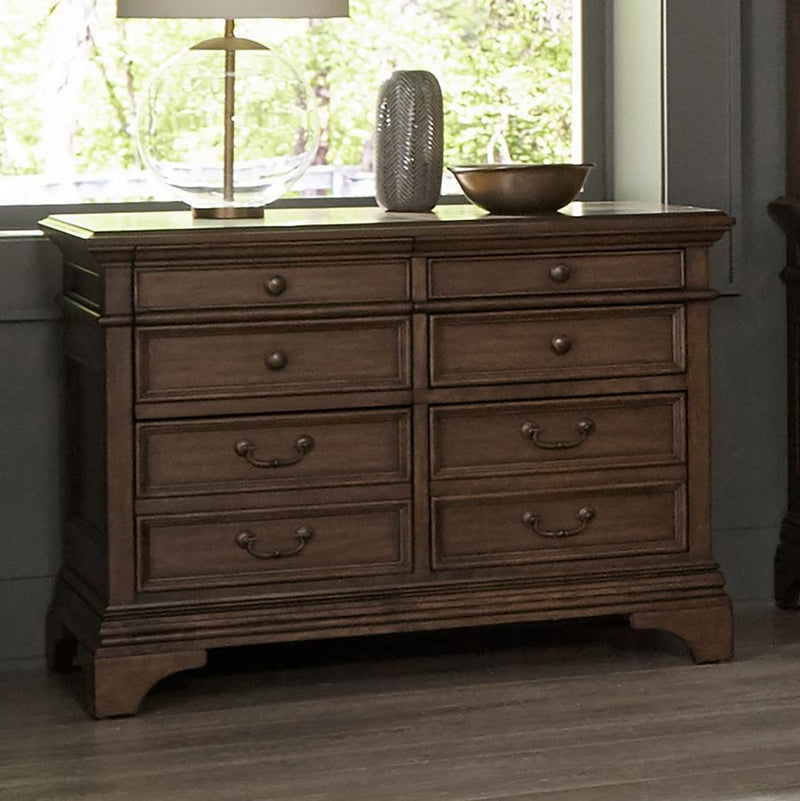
top-left (374, 70), bottom-right (444, 212)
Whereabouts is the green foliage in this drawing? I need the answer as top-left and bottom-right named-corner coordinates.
top-left (0, 0), bottom-right (573, 187)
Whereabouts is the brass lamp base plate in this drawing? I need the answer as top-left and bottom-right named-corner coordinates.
top-left (192, 206), bottom-right (265, 220)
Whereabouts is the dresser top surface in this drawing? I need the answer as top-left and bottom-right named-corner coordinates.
top-left (39, 201), bottom-right (733, 245)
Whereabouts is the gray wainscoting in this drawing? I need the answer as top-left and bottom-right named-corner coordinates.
top-left (0, 235), bottom-right (63, 668)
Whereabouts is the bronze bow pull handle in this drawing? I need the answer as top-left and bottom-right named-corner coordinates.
top-left (234, 435), bottom-right (315, 468)
top-left (521, 418), bottom-right (595, 450)
top-left (521, 506), bottom-right (596, 538)
top-left (235, 526), bottom-right (314, 560)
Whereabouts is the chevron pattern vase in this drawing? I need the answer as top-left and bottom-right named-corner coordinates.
top-left (374, 70), bottom-right (443, 212)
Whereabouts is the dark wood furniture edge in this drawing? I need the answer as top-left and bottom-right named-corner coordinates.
top-left (770, 2), bottom-right (800, 606)
top-left (771, 199), bottom-right (800, 605)
top-left (776, 514), bottom-right (800, 608)
top-left (770, 20), bottom-right (800, 605)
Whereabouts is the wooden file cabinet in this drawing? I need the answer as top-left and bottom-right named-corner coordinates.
top-left (41, 202), bottom-right (734, 717)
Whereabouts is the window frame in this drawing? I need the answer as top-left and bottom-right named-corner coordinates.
top-left (0, 0), bottom-right (744, 290)
top-left (0, 1), bottom-right (596, 231)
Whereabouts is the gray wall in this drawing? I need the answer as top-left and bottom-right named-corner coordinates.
top-left (600, 0), bottom-right (787, 600)
top-left (0, 236), bottom-right (64, 668)
top-left (709, 0), bottom-right (787, 601)
top-left (0, 0), bottom-right (790, 668)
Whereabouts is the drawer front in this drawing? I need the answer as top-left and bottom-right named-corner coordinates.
top-left (432, 481), bottom-right (687, 570)
top-left (428, 250), bottom-right (684, 299)
top-left (430, 305), bottom-right (685, 386)
top-left (137, 316), bottom-right (410, 402)
top-left (137, 409), bottom-right (411, 497)
top-left (135, 259), bottom-right (410, 311)
top-left (137, 499), bottom-right (412, 593)
top-left (430, 393), bottom-right (685, 480)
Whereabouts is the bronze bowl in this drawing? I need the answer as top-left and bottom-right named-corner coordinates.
top-left (448, 163), bottom-right (594, 214)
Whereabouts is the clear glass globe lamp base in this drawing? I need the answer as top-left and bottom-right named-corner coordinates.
top-left (137, 36), bottom-right (320, 218)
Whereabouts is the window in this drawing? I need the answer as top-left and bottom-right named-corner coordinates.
top-left (0, 0), bottom-right (577, 208)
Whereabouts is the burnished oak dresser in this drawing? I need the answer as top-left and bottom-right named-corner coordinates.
top-left (40, 202), bottom-right (734, 718)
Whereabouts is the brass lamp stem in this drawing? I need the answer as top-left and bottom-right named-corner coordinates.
top-left (223, 18), bottom-right (236, 202)
top-left (190, 19), bottom-right (267, 218)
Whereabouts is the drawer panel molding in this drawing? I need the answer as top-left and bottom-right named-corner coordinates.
top-left (430, 305), bottom-right (686, 386)
top-left (430, 393), bottom-right (686, 479)
top-left (137, 499), bottom-right (413, 593)
top-left (428, 250), bottom-right (685, 299)
top-left (432, 480), bottom-right (687, 570)
top-left (137, 316), bottom-right (411, 402)
top-left (137, 409), bottom-right (412, 497)
top-left (136, 259), bottom-right (411, 311)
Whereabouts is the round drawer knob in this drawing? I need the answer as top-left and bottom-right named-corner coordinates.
top-left (265, 275), bottom-right (287, 296)
top-left (550, 336), bottom-right (572, 356)
top-left (549, 264), bottom-right (571, 283)
top-left (266, 351), bottom-right (288, 370)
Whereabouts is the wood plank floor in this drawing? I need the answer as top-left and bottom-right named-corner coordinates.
top-left (2, 604), bottom-right (800, 800)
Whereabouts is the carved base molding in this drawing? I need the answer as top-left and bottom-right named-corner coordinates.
top-left (48, 568), bottom-right (732, 717)
top-left (629, 600), bottom-right (733, 663)
top-left (80, 648), bottom-right (207, 719)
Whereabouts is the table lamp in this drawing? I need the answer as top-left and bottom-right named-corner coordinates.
top-left (117, 0), bottom-right (349, 219)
